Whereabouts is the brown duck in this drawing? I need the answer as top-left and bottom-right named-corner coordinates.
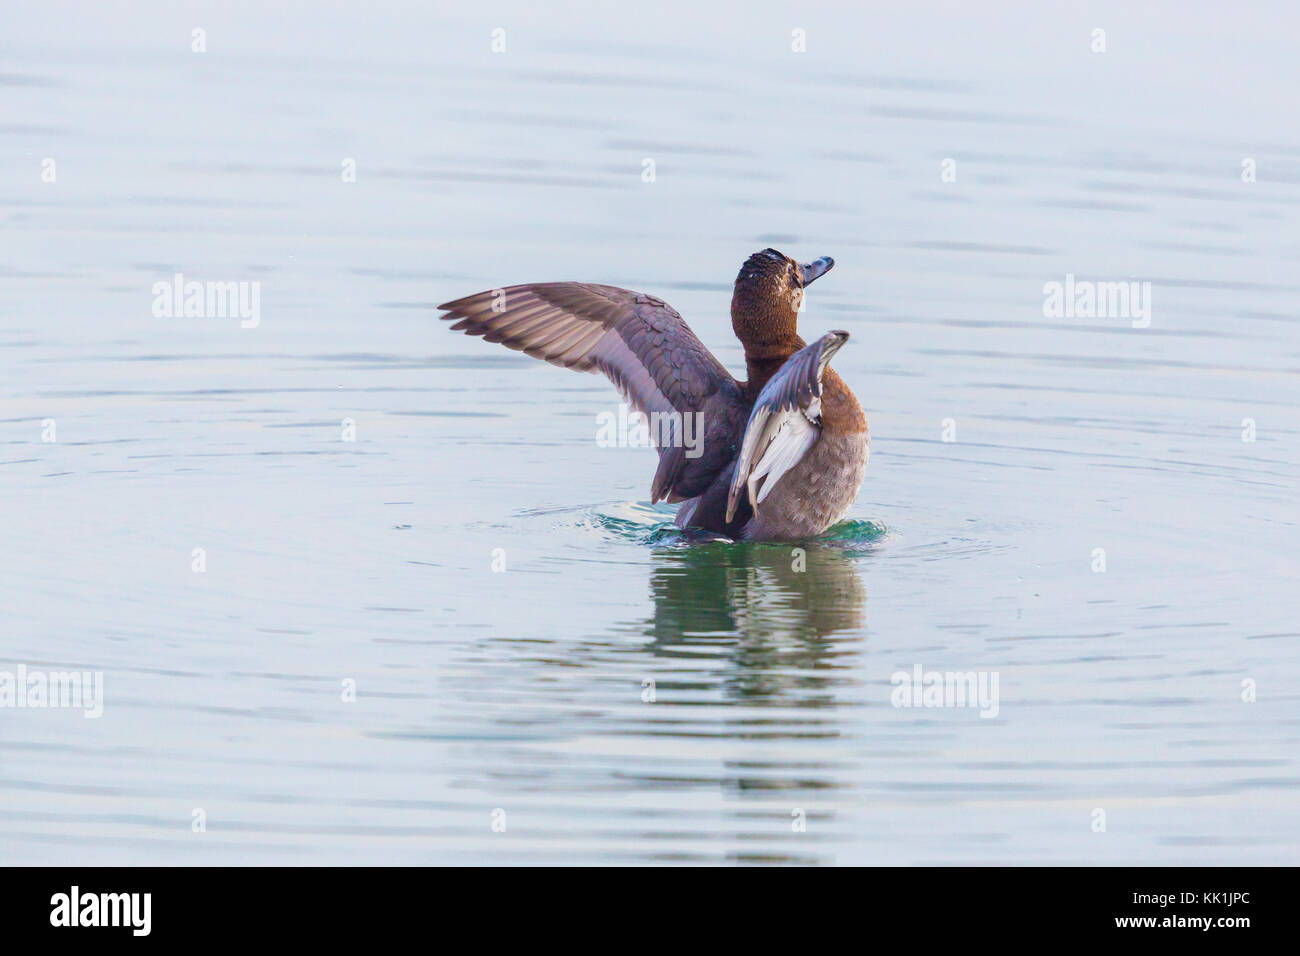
top-left (438, 248), bottom-right (869, 541)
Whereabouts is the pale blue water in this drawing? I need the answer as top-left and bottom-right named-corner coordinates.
top-left (2, 1), bottom-right (1298, 864)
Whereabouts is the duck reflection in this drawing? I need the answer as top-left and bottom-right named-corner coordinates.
top-left (643, 541), bottom-right (867, 704)
top-left (632, 541), bottom-right (869, 860)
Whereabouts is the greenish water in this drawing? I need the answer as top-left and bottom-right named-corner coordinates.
top-left (588, 504), bottom-right (887, 548)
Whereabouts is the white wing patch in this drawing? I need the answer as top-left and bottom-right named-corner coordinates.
top-left (745, 400), bottom-right (820, 507)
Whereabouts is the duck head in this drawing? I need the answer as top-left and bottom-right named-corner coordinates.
top-left (731, 248), bottom-right (834, 356)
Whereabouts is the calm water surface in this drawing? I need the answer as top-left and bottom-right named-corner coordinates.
top-left (2, 1), bottom-right (1298, 864)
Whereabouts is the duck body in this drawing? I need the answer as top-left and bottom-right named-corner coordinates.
top-left (439, 249), bottom-right (869, 542)
top-left (729, 369), bottom-right (870, 541)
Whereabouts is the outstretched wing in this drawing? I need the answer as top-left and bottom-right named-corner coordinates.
top-left (439, 282), bottom-right (738, 502)
top-left (725, 331), bottom-right (850, 522)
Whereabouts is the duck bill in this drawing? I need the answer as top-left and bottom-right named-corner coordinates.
top-left (800, 256), bottom-right (835, 286)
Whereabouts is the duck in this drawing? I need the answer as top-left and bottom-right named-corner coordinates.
top-left (438, 248), bottom-right (869, 541)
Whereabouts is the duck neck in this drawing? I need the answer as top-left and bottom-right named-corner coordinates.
top-left (743, 336), bottom-right (805, 399)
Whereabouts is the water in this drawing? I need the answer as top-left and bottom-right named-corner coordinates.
top-left (2, 1), bottom-right (1298, 864)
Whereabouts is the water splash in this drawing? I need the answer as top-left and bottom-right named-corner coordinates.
top-left (580, 502), bottom-right (887, 549)
top-left (819, 518), bottom-right (889, 546)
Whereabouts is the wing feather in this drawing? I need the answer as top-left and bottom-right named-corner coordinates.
top-left (440, 282), bottom-right (737, 503)
top-left (725, 331), bottom-right (850, 522)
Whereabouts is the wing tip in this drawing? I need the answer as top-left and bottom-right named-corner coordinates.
top-left (822, 330), bottom-right (850, 352)
top-left (437, 293), bottom-right (479, 314)
top-left (724, 472), bottom-right (746, 523)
